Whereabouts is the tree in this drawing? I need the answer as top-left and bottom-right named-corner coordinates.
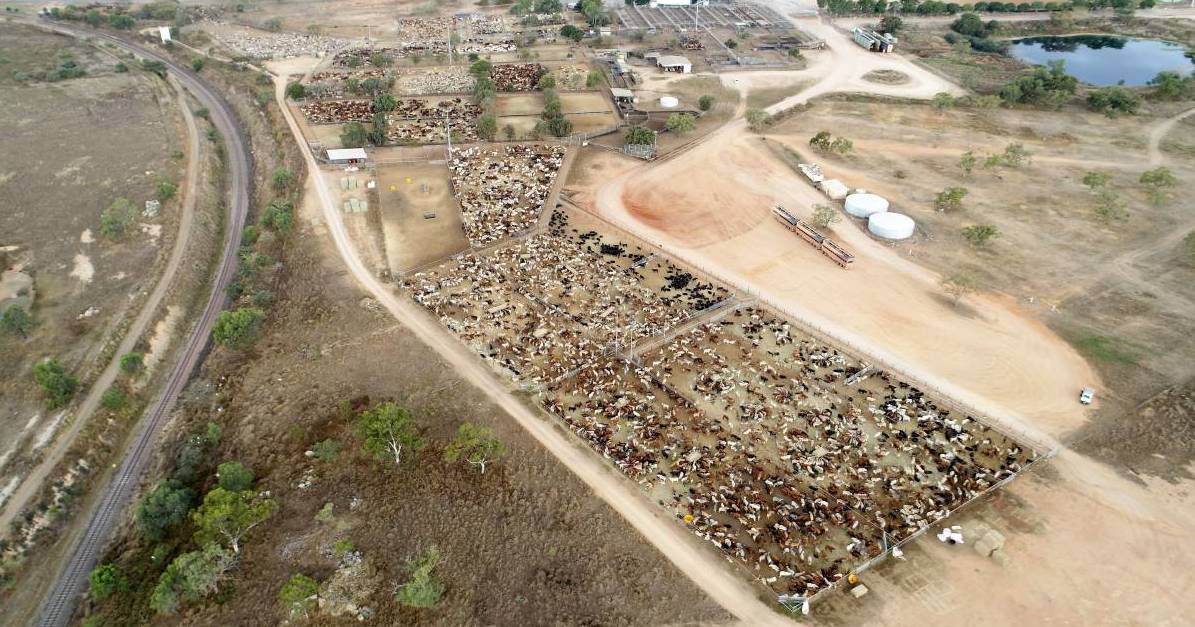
top-left (279, 573), bottom-right (319, 620)
top-left (1093, 188), bottom-right (1129, 223)
top-left (212, 308), bottom-right (265, 350)
top-left (312, 438), bottom-right (340, 462)
top-left (285, 81), bottom-right (306, 100)
top-left (665, 112), bottom-right (696, 133)
top-left (503, 124), bottom-right (516, 141)
top-left (190, 57), bottom-right (205, 72)
top-left (1087, 86), bottom-right (1140, 117)
top-left (810, 204), bottom-right (841, 229)
top-left (150, 543), bottom-right (236, 614)
top-left (156, 179), bottom-right (178, 201)
top-left (537, 73), bottom-right (556, 90)
top-left (1148, 71), bottom-right (1186, 100)
top-left (476, 113), bottom-right (498, 140)
top-left (941, 273), bottom-right (979, 305)
top-left (89, 563), bottom-right (127, 600)
top-left (961, 224), bottom-right (1000, 247)
top-left (934, 187), bottom-right (968, 212)
top-left (368, 112), bottom-right (387, 146)
top-left (272, 167), bottom-right (295, 193)
top-left (371, 92), bottom-right (396, 113)
top-left (469, 59), bottom-right (493, 77)
top-left (725, 38), bottom-right (738, 49)
top-left (192, 487), bottom-right (276, 555)
top-left (879, 15), bottom-right (903, 33)
top-left (0, 305), bottom-right (32, 338)
top-left (119, 351), bottom-right (144, 376)
top-left (809, 130), bottom-right (833, 150)
top-left (261, 199), bottom-right (294, 233)
top-left (444, 423), bottom-right (507, 473)
top-left (33, 358), bottom-right (77, 409)
top-left (356, 401), bottom-right (424, 467)
top-left (932, 92), bottom-right (954, 112)
top-left (216, 461), bottom-right (254, 492)
top-left (1140, 166), bottom-right (1177, 206)
top-left (624, 126), bottom-right (656, 146)
top-left (340, 122), bottom-right (368, 148)
top-left (560, 24), bottom-right (584, 42)
top-left (101, 387), bottom-right (128, 411)
top-left (829, 137), bottom-right (853, 155)
top-left (137, 480), bottom-right (195, 541)
top-left (958, 151), bottom-right (977, 176)
top-left (1082, 171), bottom-right (1111, 191)
top-left (745, 109), bottom-right (772, 132)
top-left (698, 95), bottom-right (715, 112)
top-left (100, 197), bottom-right (137, 239)
top-left (395, 546), bottom-right (444, 608)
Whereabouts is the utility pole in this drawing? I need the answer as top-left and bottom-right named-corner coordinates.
top-left (445, 111), bottom-right (453, 160)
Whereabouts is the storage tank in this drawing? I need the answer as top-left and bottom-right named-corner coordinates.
top-left (844, 193), bottom-right (889, 218)
top-left (659, 96), bottom-right (679, 108)
top-left (868, 212), bottom-right (915, 240)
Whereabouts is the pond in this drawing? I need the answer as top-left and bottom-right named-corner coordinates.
top-left (1008, 35), bottom-right (1193, 86)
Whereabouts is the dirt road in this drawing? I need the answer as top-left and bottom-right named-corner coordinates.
top-left (269, 64), bottom-right (796, 627)
top-left (0, 70), bottom-right (201, 533)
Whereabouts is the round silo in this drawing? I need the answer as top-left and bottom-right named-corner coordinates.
top-left (844, 193), bottom-right (889, 218)
top-left (868, 212), bottom-right (916, 240)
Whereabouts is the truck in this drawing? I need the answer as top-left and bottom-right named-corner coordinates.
top-left (772, 205), bottom-right (855, 269)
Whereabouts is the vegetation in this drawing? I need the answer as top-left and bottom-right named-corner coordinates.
top-left (356, 401), bottom-right (425, 467)
top-left (150, 543), bottom-right (236, 614)
top-left (261, 199), bottom-right (294, 233)
top-left (312, 438), bottom-right (340, 462)
top-left (215, 461), bottom-right (254, 492)
top-left (1082, 171), bottom-right (1111, 191)
top-left (810, 204), bottom-right (841, 229)
top-left (89, 563), bottom-right (127, 600)
top-left (476, 112), bottom-right (498, 141)
top-left (156, 179), bottom-right (178, 201)
top-left (958, 151), bottom-right (977, 176)
top-left (136, 480), bottom-right (195, 541)
top-left (998, 61), bottom-right (1077, 109)
top-left (1149, 71), bottom-right (1194, 100)
top-left (33, 358), bottom-right (78, 409)
top-left (879, 15), bottom-right (903, 34)
top-left (1074, 334), bottom-right (1139, 365)
top-left (962, 224), bottom-right (1000, 247)
top-left (698, 95), bottom-right (715, 111)
top-left (444, 422), bottom-right (507, 473)
top-left (285, 81), bottom-right (306, 100)
top-left (932, 92), bottom-right (955, 112)
top-left (0, 305), bottom-right (33, 338)
top-left (941, 272), bottom-right (979, 305)
top-left (809, 130), bottom-right (853, 155)
top-left (1139, 167), bottom-right (1177, 206)
top-left (191, 487), bottom-right (277, 555)
top-left (1087, 86), bottom-right (1140, 117)
top-left (100, 197), bottom-right (138, 239)
top-left (539, 89), bottom-right (573, 137)
top-left (560, 24), bottom-right (584, 42)
top-left (745, 108), bottom-right (773, 132)
top-left (1093, 188), bottom-right (1129, 223)
top-left (586, 70), bottom-right (603, 88)
top-left (279, 573), bottom-right (319, 619)
top-left (934, 187), bottom-right (969, 212)
top-left (190, 57), bottom-right (204, 73)
top-left (100, 387), bottom-right (128, 411)
top-left (665, 113), bottom-right (697, 133)
top-left (212, 308), bottom-right (265, 350)
top-left (984, 143), bottom-right (1030, 169)
top-left (1184, 231), bottom-right (1195, 265)
top-left (395, 546), bottom-right (445, 608)
top-left (340, 122), bottom-right (368, 148)
top-left (624, 126), bottom-right (656, 146)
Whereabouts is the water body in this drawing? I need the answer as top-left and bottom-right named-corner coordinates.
top-left (1008, 35), bottom-right (1193, 86)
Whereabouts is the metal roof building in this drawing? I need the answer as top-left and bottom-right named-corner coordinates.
top-left (326, 148), bottom-right (368, 164)
top-left (656, 55), bottom-right (692, 73)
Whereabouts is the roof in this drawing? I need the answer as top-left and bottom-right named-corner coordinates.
top-left (656, 55), bottom-right (691, 67)
top-left (610, 87), bottom-right (634, 99)
top-left (327, 148), bottom-right (368, 161)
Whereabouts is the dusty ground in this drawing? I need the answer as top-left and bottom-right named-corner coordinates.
top-left (0, 24), bottom-right (183, 489)
top-left (375, 161), bottom-right (466, 273)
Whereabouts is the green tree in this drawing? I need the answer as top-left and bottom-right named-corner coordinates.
top-left (216, 461), bottom-right (254, 492)
top-left (932, 92), bottom-right (954, 112)
top-left (356, 401), bottom-right (424, 467)
top-left (468, 59), bottom-right (493, 77)
top-left (476, 113), bottom-right (498, 141)
top-left (809, 130), bottom-right (833, 150)
top-left (190, 57), bottom-right (205, 72)
top-left (745, 109), bottom-right (772, 132)
top-left (1148, 71), bottom-right (1187, 100)
top-left (829, 137), bottom-right (853, 155)
top-left (33, 358), bottom-right (77, 409)
top-left (312, 438), bottom-right (340, 462)
top-left (879, 15), bottom-right (903, 33)
top-left (810, 204), bottom-right (841, 229)
top-left (285, 81), bottom-right (306, 100)
top-left (1082, 171), bottom-right (1111, 191)
top-left (1087, 86), bottom-right (1140, 117)
top-left (444, 423), bottom-right (507, 473)
top-left (372, 92), bottom-right (397, 113)
top-left (89, 563), bottom-right (127, 600)
top-left (212, 308), bottom-right (265, 350)
top-left (261, 199), bottom-right (294, 233)
top-left (340, 122), bottom-right (368, 148)
top-left (1140, 166), bottom-right (1177, 206)
top-left (698, 95), bottom-right (715, 112)
top-left (272, 167), bottom-right (295, 193)
top-left (150, 543), bottom-right (236, 614)
top-left (560, 25), bottom-right (584, 42)
top-left (156, 179), bottom-right (178, 201)
top-left (941, 272), bottom-right (979, 305)
top-left (624, 126), bottom-right (656, 146)
top-left (395, 546), bottom-right (444, 608)
top-left (137, 480), bottom-right (195, 541)
top-left (0, 306), bottom-right (33, 338)
top-left (101, 387), bottom-right (128, 411)
top-left (961, 224), bottom-right (1000, 247)
top-left (537, 73), bottom-right (556, 90)
top-left (119, 351), bottom-right (144, 375)
top-left (100, 197), bottom-right (137, 239)
top-left (665, 112), bottom-right (697, 133)
top-left (935, 187), bottom-right (968, 212)
top-left (192, 487), bottom-right (276, 555)
top-left (279, 573), bottom-right (319, 619)
top-left (959, 151), bottom-right (977, 176)
top-left (1093, 188), bottom-right (1129, 223)
top-left (368, 112), bottom-right (387, 146)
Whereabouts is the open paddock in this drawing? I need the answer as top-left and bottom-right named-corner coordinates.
top-left (494, 91), bottom-right (614, 116)
top-left (376, 162), bottom-right (467, 273)
top-left (498, 112), bottom-right (620, 138)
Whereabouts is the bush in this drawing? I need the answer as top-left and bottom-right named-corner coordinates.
top-left (100, 197), bottom-right (137, 239)
top-left (395, 547), bottom-right (444, 608)
top-left (216, 461), bottom-right (254, 492)
top-left (1, 305), bottom-right (33, 338)
top-left (279, 574), bottom-right (319, 619)
top-left (261, 200), bottom-right (294, 233)
top-left (285, 81), bottom-right (306, 99)
top-left (212, 308), bottom-right (265, 350)
top-left (624, 126), bottom-right (656, 146)
top-left (120, 351), bottom-right (144, 375)
top-left (136, 480), bottom-right (195, 541)
top-left (560, 24), bottom-right (584, 42)
top-left (89, 563), bottom-right (127, 600)
top-left (935, 187), bottom-right (969, 212)
top-left (272, 167), bottom-right (295, 192)
top-left (962, 224), bottom-right (1000, 247)
top-left (1087, 86), bottom-right (1140, 117)
top-left (156, 179), bottom-right (178, 201)
top-left (340, 122), bottom-right (368, 148)
top-left (665, 112), bottom-right (696, 133)
top-left (698, 95), bottom-right (715, 111)
top-left (33, 358), bottom-right (77, 409)
top-left (312, 438), bottom-right (340, 462)
top-left (100, 387), bottom-right (128, 411)
top-left (745, 108), bottom-right (772, 132)
top-left (190, 57), bottom-right (204, 72)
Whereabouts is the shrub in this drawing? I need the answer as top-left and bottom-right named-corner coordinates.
top-left (33, 358), bottom-right (77, 409)
top-left (216, 461), bottom-right (254, 492)
top-left (120, 351), bottom-right (144, 375)
top-left (961, 224), bottom-right (1000, 247)
top-left (395, 547), bottom-right (444, 608)
top-left (935, 187), bottom-right (969, 212)
top-left (279, 574), bottom-right (319, 619)
top-left (698, 95), bottom-right (715, 111)
top-left (100, 387), bottom-right (128, 411)
top-left (1, 305), bottom-right (33, 338)
top-left (285, 81), bottom-right (306, 99)
top-left (624, 126), bottom-right (656, 146)
top-left (212, 308), bottom-right (265, 350)
top-left (100, 197), bottom-right (137, 239)
top-left (136, 480), bottom-right (195, 541)
top-left (156, 179), bottom-right (178, 201)
top-left (89, 563), bottom-right (127, 600)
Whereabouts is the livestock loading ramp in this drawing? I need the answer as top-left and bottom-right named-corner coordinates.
top-left (773, 205), bottom-right (855, 268)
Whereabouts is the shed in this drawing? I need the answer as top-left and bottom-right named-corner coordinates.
top-left (610, 87), bottom-right (635, 104)
top-left (819, 179), bottom-right (849, 200)
top-left (656, 55), bottom-right (692, 74)
top-left (327, 148), bottom-right (368, 164)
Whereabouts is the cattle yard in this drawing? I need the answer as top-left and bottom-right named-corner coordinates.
top-left (400, 205), bottom-right (1041, 599)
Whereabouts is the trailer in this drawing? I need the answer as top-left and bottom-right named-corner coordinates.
top-left (772, 205), bottom-right (855, 268)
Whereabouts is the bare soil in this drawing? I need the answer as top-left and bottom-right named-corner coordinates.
top-left (375, 161), bottom-right (467, 273)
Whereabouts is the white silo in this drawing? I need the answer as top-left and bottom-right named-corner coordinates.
top-left (844, 193), bottom-right (889, 218)
top-left (868, 212), bottom-right (915, 240)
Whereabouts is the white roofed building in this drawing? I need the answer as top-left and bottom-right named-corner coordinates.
top-left (656, 55), bottom-right (692, 74)
top-left (326, 148), bottom-right (368, 164)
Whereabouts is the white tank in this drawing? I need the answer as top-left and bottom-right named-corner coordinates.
top-left (868, 212), bottom-right (915, 240)
top-left (844, 193), bottom-right (889, 218)
top-left (659, 96), bottom-right (679, 108)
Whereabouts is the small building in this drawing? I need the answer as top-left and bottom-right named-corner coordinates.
top-left (656, 55), bottom-right (692, 74)
top-left (326, 148), bottom-right (368, 164)
top-left (852, 27), bottom-right (896, 53)
top-left (819, 179), bottom-right (849, 200)
top-left (610, 87), bottom-right (635, 105)
top-left (158, 26), bottom-right (171, 43)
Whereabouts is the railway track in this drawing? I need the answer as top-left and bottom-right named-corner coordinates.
top-left (27, 21), bottom-right (252, 627)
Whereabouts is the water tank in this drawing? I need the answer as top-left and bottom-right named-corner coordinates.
top-left (659, 96), bottom-right (679, 108)
top-left (844, 193), bottom-right (889, 218)
top-left (868, 212), bottom-right (915, 240)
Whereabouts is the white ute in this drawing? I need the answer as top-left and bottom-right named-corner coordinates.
top-left (1079, 387), bottom-right (1096, 405)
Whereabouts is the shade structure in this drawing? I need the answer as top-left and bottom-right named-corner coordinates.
top-left (659, 96), bottom-right (679, 108)
top-left (844, 193), bottom-right (889, 218)
top-left (868, 212), bottom-right (915, 240)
